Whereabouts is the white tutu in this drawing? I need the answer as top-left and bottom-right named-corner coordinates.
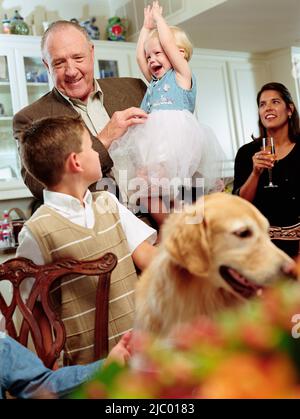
top-left (109, 110), bottom-right (224, 200)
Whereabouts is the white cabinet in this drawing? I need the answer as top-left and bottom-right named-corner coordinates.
top-left (265, 48), bottom-right (299, 109)
top-left (228, 60), bottom-right (270, 148)
top-left (191, 55), bottom-right (236, 165)
top-left (291, 47), bottom-right (300, 109)
top-left (0, 35), bottom-right (51, 200)
top-left (191, 50), bottom-right (271, 176)
top-left (93, 40), bottom-right (137, 78)
top-left (0, 46), bottom-right (20, 189)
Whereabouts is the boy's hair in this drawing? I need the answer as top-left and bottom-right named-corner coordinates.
top-left (20, 116), bottom-right (86, 188)
top-left (148, 26), bottom-right (193, 61)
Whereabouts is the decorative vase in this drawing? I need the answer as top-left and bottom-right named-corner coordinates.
top-left (106, 17), bottom-right (127, 41)
top-left (1, 14), bottom-right (11, 34)
top-left (10, 10), bottom-right (30, 35)
top-left (81, 17), bottom-right (100, 40)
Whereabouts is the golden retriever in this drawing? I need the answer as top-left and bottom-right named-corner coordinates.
top-left (135, 193), bottom-right (295, 338)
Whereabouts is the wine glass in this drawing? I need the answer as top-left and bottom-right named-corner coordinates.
top-left (262, 137), bottom-right (278, 188)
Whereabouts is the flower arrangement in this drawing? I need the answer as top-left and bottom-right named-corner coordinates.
top-left (75, 264), bottom-right (300, 399)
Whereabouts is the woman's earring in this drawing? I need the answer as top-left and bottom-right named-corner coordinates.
top-left (289, 114), bottom-right (292, 119)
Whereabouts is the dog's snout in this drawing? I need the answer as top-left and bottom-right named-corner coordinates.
top-left (281, 260), bottom-right (298, 280)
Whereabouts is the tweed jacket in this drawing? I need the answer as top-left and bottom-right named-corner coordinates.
top-left (13, 77), bottom-right (147, 201)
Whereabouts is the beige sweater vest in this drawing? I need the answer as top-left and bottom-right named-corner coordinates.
top-left (26, 192), bottom-right (138, 365)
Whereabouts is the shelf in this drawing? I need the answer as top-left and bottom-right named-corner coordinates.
top-left (0, 81), bottom-right (10, 86)
top-left (0, 116), bottom-right (13, 121)
top-left (0, 179), bottom-right (32, 200)
top-left (26, 82), bottom-right (49, 87)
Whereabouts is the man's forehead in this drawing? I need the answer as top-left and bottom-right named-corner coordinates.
top-left (45, 28), bottom-right (89, 51)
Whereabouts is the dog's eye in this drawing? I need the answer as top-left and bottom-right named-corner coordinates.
top-left (233, 228), bottom-right (253, 238)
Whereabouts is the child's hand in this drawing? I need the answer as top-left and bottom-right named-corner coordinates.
top-left (152, 0), bottom-right (163, 21)
top-left (143, 5), bottom-right (155, 30)
top-left (104, 331), bottom-right (132, 367)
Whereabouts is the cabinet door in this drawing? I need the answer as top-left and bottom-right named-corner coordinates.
top-left (228, 61), bottom-right (270, 149)
top-left (291, 51), bottom-right (300, 109)
top-left (191, 56), bottom-right (236, 173)
top-left (14, 46), bottom-right (51, 109)
top-left (0, 49), bottom-right (20, 181)
top-left (0, 37), bottom-right (50, 198)
top-left (93, 41), bottom-right (132, 79)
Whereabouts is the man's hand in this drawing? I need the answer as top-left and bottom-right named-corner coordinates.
top-left (98, 107), bottom-right (148, 149)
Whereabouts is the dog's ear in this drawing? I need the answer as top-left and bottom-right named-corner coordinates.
top-left (163, 203), bottom-right (210, 276)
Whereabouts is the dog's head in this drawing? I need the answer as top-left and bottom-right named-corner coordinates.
top-left (162, 193), bottom-right (295, 300)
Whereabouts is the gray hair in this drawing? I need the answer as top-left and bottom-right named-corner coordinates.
top-left (41, 20), bottom-right (91, 58)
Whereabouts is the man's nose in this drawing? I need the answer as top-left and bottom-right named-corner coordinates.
top-left (65, 61), bottom-right (77, 76)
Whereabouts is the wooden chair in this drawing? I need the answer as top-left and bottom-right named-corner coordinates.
top-left (0, 253), bottom-right (117, 369)
top-left (269, 222), bottom-right (300, 256)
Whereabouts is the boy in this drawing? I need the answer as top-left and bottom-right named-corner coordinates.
top-left (17, 115), bottom-right (157, 365)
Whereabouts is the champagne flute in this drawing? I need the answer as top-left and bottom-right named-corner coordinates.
top-left (262, 137), bottom-right (278, 188)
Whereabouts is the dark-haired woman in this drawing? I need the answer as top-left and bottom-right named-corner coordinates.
top-left (233, 82), bottom-right (300, 258)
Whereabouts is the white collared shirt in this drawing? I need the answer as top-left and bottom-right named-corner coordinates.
top-left (17, 190), bottom-right (157, 266)
top-left (57, 80), bottom-right (110, 136)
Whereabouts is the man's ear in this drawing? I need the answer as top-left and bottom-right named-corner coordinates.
top-left (90, 43), bottom-right (95, 65)
top-left (163, 204), bottom-right (210, 276)
top-left (42, 58), bottom-right (49, 72)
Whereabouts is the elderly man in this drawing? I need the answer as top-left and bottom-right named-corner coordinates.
top-left (13, 20), bottom-right (148, 202)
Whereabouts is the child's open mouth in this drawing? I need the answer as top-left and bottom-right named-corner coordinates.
top-left (152, 65), bottom-right (162, 76)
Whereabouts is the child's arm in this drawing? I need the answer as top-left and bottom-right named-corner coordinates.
top-left (132, 241), bottom-right (158, 271)
top-left (104, 331), bottom-right (132, 366)
top-left (136, 5), bottom-right (155, 82)
top-left (152, 1), bottom-right (192, 90)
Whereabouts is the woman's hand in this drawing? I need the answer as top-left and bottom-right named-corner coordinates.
top-left (252, 150), bottom-right (275, 175)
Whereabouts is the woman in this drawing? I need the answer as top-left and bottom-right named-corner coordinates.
top-left (233, 82), bottom-right (300, 258)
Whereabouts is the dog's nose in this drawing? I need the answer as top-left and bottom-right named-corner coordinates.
top-left (281, 260), bottom-right (298, 280)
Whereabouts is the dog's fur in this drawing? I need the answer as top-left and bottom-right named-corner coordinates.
top-left (135, 193), bottom-right (294, 338)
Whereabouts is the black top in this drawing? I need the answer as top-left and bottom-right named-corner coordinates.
top-left (233, 139), bottom-right (300, 257)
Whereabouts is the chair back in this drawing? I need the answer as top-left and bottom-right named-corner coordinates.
top-left (269, 222), bottom-right (300, 256)
top-left (0, 253), bottom-right (117, 369)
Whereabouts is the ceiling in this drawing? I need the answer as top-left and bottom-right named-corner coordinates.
top-left (179, 0), bottom-right (300, 53)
